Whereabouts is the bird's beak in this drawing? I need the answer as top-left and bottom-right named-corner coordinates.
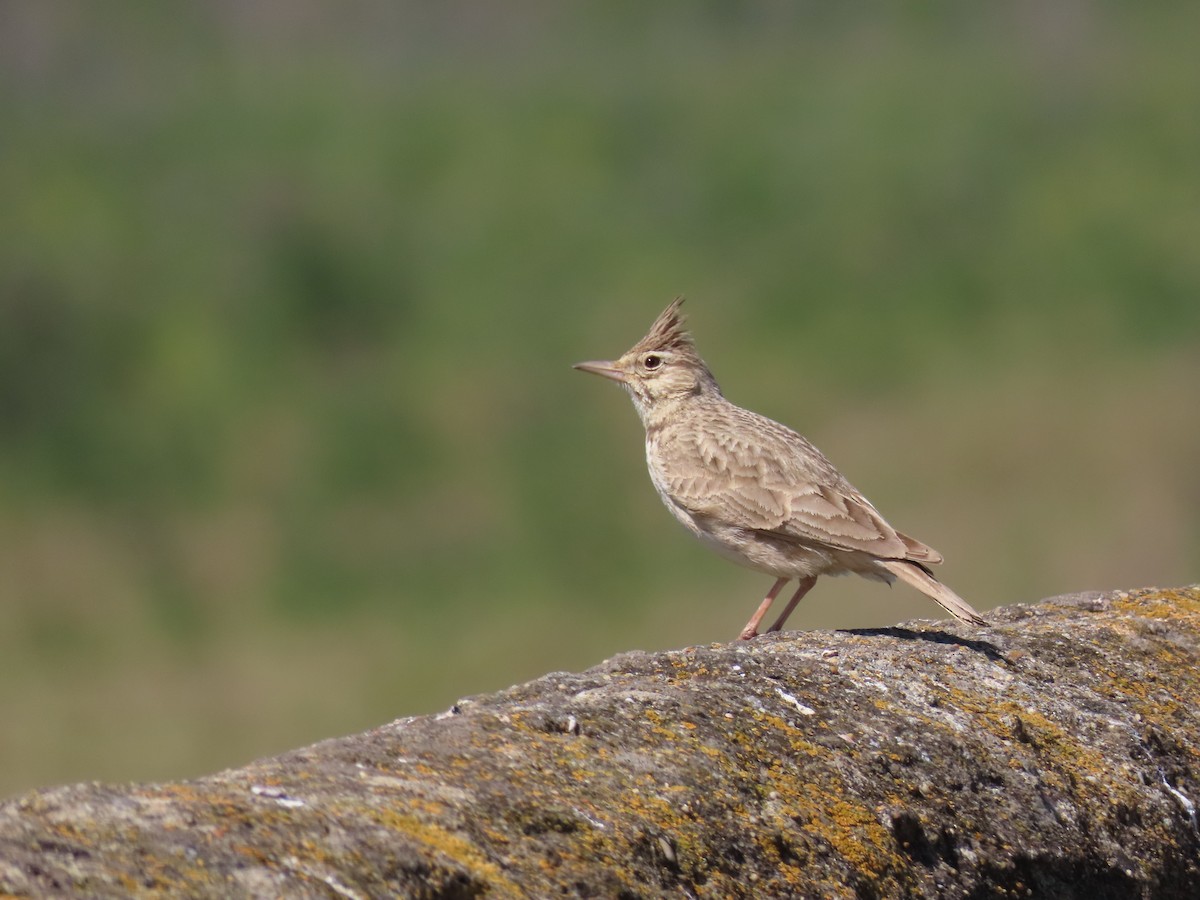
top-left (572, 360), bottom-right (627, 383)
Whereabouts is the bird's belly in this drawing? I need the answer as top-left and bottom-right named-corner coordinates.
top-left (652, 485), bottom-right (834, 580)
top-left (691, 524), bottom-right (775, 569)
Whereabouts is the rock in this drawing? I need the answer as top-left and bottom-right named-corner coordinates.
top-left (1, 586), bottom-right (1198, 898)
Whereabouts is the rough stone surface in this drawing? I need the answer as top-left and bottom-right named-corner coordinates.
top-left (1, 586), bottom-right (1198, 899)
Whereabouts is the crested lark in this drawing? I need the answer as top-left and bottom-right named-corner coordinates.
top-left (574, 297), bottom-right (986, 639)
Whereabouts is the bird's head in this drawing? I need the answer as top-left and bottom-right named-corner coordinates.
top-left (574, 297), bottom-right (721, 422)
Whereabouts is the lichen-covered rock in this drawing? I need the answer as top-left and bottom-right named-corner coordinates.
top-left (1, 586), bottom-right (1198, 898)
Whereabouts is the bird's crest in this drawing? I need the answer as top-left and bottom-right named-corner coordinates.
top-left (633, 296), bottom-right (696, 356)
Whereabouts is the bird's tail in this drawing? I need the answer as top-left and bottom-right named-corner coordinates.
top-left (877, 559), bottom-right (987, 626)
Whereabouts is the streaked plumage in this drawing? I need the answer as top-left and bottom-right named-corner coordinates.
top-left (574, 297), bottom-right (986, 639)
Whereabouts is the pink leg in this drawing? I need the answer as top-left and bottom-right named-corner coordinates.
top-left (767, 576), bottom-right (817, 633)
top-left (739, 577), bottom-right (789, 641)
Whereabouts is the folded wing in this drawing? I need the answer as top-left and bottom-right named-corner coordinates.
top-left (656, 413), bottom-right (942, 564)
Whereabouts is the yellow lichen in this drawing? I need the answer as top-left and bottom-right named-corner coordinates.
top-left (362, 808), bottom-right (523, 898)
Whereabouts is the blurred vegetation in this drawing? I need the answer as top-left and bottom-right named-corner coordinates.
top-left (1, 3), bottom-right (1197, 797)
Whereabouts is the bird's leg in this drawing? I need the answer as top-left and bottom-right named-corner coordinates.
top-left (766, 576), bottom-right (818, 634)
top-left (739, 577), bottom-right (789, 640)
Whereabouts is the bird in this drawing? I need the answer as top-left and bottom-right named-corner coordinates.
top-left (574, 297), bottom-right (986, 640)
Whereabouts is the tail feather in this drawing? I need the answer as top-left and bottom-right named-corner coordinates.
top-left (877, 559), bottom-right (986, 626)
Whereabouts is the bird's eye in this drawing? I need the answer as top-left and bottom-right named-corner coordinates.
top-left (643, 354), bottom-right (663, 370)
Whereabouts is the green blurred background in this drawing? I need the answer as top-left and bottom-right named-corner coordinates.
top-left (1, 3), bottom-right (1198, 798)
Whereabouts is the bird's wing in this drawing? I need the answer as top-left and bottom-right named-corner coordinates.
top-left (771, 481), bottom-right (914, 559)
top-left (655, 417), bottom-right (931, 562)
